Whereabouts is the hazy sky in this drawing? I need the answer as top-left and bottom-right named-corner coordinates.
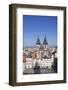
top-left (23, 15), bottom-right (57, 47)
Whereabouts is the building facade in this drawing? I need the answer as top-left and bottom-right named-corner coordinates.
top-left (23, 36), bottom-right (57, 70)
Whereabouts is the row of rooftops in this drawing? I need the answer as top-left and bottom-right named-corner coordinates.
top-left (23, 48), bottom-right (57, 60)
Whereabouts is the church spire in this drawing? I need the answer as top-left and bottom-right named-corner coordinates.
top-left (36, 37), bottom-right (41, 45)
top-left (43, 36), bottom-right (48, 45)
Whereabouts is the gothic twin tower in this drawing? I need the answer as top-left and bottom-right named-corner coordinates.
top-left (36, 36), bottom-right (48, 49)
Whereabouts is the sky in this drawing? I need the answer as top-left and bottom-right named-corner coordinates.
top-left (23, 15), bottom-right (57, 48)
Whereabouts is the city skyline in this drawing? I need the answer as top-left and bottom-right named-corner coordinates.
top-left (23, 15), bottom-right (57, 48)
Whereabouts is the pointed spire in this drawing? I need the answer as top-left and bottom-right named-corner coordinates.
top-left (43, 36), bottom-right (48, 45)
top-left (36, 37), bottom-right (41, 45)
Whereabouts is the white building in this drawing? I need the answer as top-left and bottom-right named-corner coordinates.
top-left (25, 58), bottom-right (33, 69)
